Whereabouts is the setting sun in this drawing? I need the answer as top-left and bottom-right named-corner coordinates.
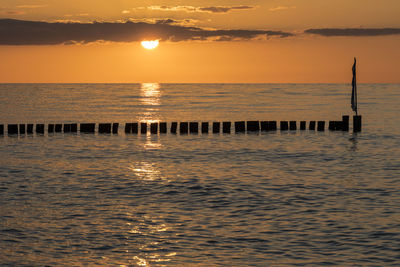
top-left (141, 40), bottom-right (159, 50)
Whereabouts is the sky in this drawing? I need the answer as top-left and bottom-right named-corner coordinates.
top-left (0, 0), bottom-right (399, 83)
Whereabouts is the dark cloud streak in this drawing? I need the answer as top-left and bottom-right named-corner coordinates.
top-left (198, 6), bottom-right (254, 13)
top-left (0, 19), bottom-right (292, 45)
top-left (305, 28), bottom-right (400, 37)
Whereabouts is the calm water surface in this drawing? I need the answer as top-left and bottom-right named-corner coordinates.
top-left (1, 84), bottom-right (400, 266)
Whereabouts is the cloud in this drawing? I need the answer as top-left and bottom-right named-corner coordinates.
top-left (0, 19), bottom-right (293, 45)
top-left (16, 5), bottom-right (47, 9)
top-left (304, 28), bottom-right (400, 37)
top-left (269, 6), bottom-right (296, 12)
top-left (144, 5), bottom-right (255, 13)
top-left (198, 6), bottom-right (254, 13)
top-left (0, 10), bottom-right (25, 15)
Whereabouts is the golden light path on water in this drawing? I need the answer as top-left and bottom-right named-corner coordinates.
top-left (129, 83), bottom-right (174, 266)
top-left (139, 82), bottom-right (162, 124)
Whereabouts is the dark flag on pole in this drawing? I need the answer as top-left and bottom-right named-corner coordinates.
top-left (351, 58), bottom-right (358, 115)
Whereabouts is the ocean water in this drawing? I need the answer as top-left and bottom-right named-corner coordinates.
top-left (0, 83), bottom-right (399, 266)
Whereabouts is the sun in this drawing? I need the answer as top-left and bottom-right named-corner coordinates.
top-left (141, 40), bottom-right (159, 50)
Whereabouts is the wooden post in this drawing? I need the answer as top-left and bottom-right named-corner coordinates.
top-left (140, 123), bottom-right (147, 134)
top-left (336, 121), bottom-right (343, 130)
top-left (125, 123), bottom-right (132, 133)
top-left (201, 122), bottom-right (209, 134)
top-left (63, 124), bottom-right (71, 133)
top-left (290, 121), bottom-right (297, 130)
top-left (150, 123), bottom-right (158, 134)
top-left (190, 122), bottom-right (199, 134)
top-left (36, 124), bottom-right (45, 134)
top-left (180, 122), bottom-right (189, 134)
top-left (132, 123), bottom-right (138, 134)
top-left (171, 122), bottom-right (177, 134)
top-left (99, 123), bottom-right (112, 133)
top-left (342, 115), bottom-right (349, 131)
top-left (300, 121), bottom-right (306, 130)
top-left (0, 124), bottom-right (3, 135)
top-left (213, 122), bottom-right (220, 134)
top-left (27, 124), bottom-right (33, 134)
top-left (160, 122), bottom-right (167, 134)
top-left (309, 121), bottom-right (316, 130)
top-left (269, 121), bottom-right (277, 131)
top-left (280, 121), bottom-right (289, 131)
top-left (235, 121), bottom-right (245, 133)
top-left (71, 124), bottom-right (78, 133)
top-left (247, 121), bottom-right (260, 132)
top-left (112, 123), bottom-right (119, 134)
top-left (353, 115), bottom-right (362, 132)
top-left (329, 121), bottom-right (335, 131)
top-left (80, 123), bottom-right (95, 133)
top-left (261, 121), bottom-right (268, 132)
top-left (317, 121), bottom-right (325, 131)
top-left (223, 122), bottom-right (231, 133)
top-left (8, 124), bottom-right (18, 135)
top-left (48, 124), bottom-right (54, 133)
top-left (19, 124), bottom-right (26, 134)
top-left (55, 124), bottom-right (62, 132)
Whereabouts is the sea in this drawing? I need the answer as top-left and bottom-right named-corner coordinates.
top-left (0, 83), bottom-right (399, 266)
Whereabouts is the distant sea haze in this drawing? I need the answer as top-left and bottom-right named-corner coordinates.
top-left (1, 83), bottom-right (399, 266)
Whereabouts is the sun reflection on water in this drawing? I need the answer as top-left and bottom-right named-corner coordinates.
top-left (140, 83), bottom-right (161, 106)
top-left (129, 161), bottom-right (161, 181)
top-left (139, 83), bottom-right (162, 123)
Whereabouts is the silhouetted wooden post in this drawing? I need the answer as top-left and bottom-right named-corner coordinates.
top-left (48, 124), bottom-right (54, 133)
top-left (280, 121), bottom-right (289, 131)
top-left (125, 123), bottom-right (132, 133)
top-left (140, 123), bottom-right (147, 134)
top-left (235, 121), bottom-right (245, 133)
top-left (180, 122), bottom-right (189, 134)
top-left (342, 115), bottom-right (349, 131)
top-left (150, 123), bottom-right (158, 134)
top-left (309, 121), bottom-right (316, 130)
top-left (55, 124), bottom-right (62, 132)
top-left (71, 124), bottom-right (78, 133)
top-left (353, 115), bottom-right (362, 132)
top-left (190, 122), bottom-right (199, 134)
top-left (8, 124), bottom-right (18, 135)
top-left (223, 122), bottom-right (231, 133)
top-left (112, 123), bottom-right (119, 134)
top-left (19, 124), bottom-right (26, 134)
top-left (171, 122), bottom-right (177, 134)
top-left (0, 125), bottom-right (3, 135)
top-left (290, 121), bottom-right (297, 130)
top-left (336, 121), bottom-right (343, 130)
top-left (329, 121), bottom-right (335, 131)
top-left (261, 121), bottom-right (268, 132)
top-left (300, 121), bottom-right (306, 130)
top-left (317, 121), bottom-right (325, 131)
top-left (160, 122), bottom-right (167, 134)
top-left (99, 123), bottom-right (112, 133)
top-left (201, 122), bottom-right (209, 134)
top-left (80, 123), bottom-right (95, 133)
top-left (63, 124), bottom-right (71, 133)
top-left (36, 124), bottom-right (45, 134)
top-left (132, 123), bottom-right (138, 134)
top-left (213, 122), bottom-right (220, 134)
top-left (269, 121), bottom-right (277, 131)
top-left (247, 121), bottom-right (260, 132)
top-left (27, 124), bottom-right (33, 134)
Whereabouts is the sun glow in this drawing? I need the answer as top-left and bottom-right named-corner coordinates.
top-left (141, 40), bottom-right (159, 50)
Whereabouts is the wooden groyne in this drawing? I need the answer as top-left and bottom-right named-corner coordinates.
top-left (0, 115), bottom-right (362, 136)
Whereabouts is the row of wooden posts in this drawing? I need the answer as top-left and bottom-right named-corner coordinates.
top-left (1, 116), bottom-right (362, 135)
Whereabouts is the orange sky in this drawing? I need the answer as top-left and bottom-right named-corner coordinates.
top-left (0, 0), bottom-right (399, 82)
